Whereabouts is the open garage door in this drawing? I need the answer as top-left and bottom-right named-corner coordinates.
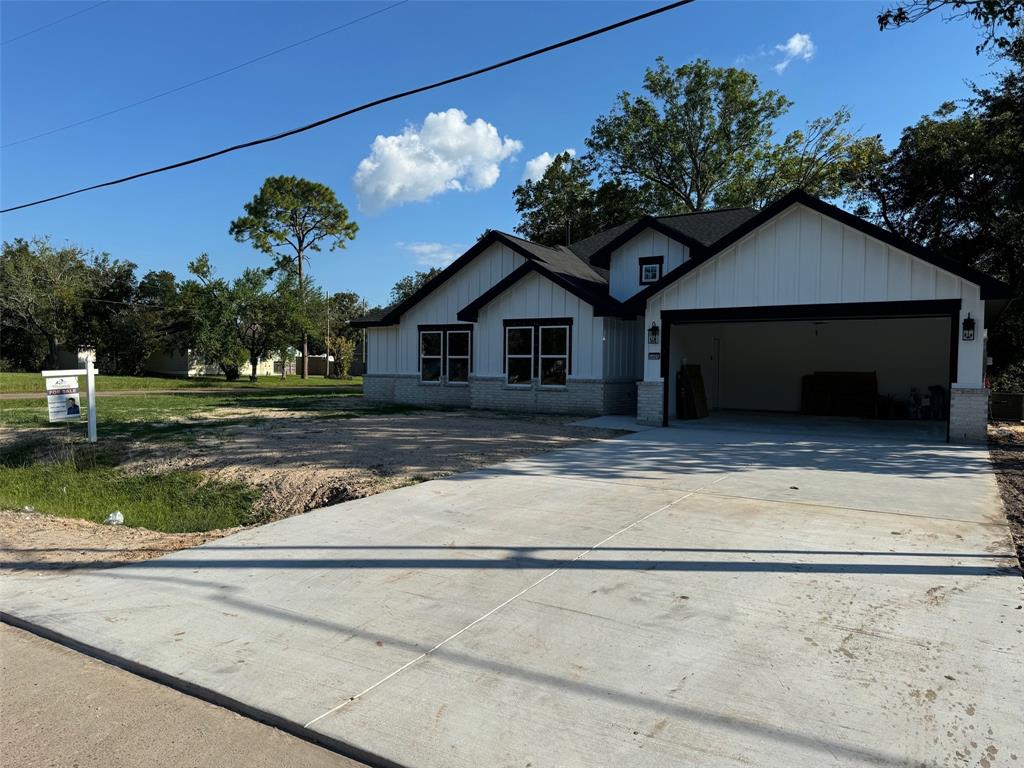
top-left (661, 300), bottom-right (959, 440)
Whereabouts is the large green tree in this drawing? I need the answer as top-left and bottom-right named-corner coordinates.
top-left (514, 59), bottom-right (878, 243)
top-left (877, 0), bottom-right (1023, 51)
top-left (176, 254), bottom-right (247, 380)
top-left (390, 268), bottom-right (441, 305)
top-left (229, 176), bottom-right (358, 378)
top-left (846, 35), bottom-right (1024, 385)
top-left (0, 237), bottom-right (89, 368)
top-left (513, 152), bottom-right (655, 245)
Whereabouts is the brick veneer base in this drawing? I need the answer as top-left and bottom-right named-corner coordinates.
top-left (363, 374), bottom-right (637, 416)
top-left (948, 387), bottom-right (989, 444)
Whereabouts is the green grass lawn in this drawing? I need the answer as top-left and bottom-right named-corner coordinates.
top-left (0, 452), bottom-right (260, 532)
top-left (0, 371), bottom-right (363, 393)
top-left (0, 387), bottom-right (366, 432)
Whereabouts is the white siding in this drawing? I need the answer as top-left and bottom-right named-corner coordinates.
top-left (608, 228), bottom-right (689, 301)
top-left (475, 272), bottom-right (603, 379)
top-left (366, 243), bottom-right (524, 374)
top-left (644, 203), bottom-right (985, 385)
top-left (603, 318), bottom-right (643, 381)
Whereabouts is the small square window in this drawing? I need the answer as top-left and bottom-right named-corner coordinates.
top-left (640, 262), bottom-right (662, 284)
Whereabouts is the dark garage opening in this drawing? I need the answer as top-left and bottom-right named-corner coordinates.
top-left (662, 302), bottom-right (958, 441)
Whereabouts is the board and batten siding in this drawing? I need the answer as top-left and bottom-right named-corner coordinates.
top-left (603, 318), bottom-right (643, 381)
top-left (643, 203), bottom-right (985, 386)
top-left (365, 242), bottom-right (525, 375)
top-left (609, 228), bottom-right (689, 301)
top-left (475, 271), bottom-right (603, 378)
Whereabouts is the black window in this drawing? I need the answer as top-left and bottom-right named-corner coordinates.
top-left (505, 327), bottom-right (533, 384)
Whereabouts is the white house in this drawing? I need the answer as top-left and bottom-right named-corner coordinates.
top-left (353, 190), bottom-right (1010, 442)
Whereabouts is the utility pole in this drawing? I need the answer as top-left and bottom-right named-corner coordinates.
top-left (325, 302), bottom-right (331, 379)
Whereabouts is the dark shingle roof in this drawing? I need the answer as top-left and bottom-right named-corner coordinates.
top-left (567, 219), bottom-right (641, 262)
top-left (655, 207), bottom-right (758, 246)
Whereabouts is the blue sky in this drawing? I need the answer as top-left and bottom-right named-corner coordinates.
top-left (0, 1), bottom-right (997, 306)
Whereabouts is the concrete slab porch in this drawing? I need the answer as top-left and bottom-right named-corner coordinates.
top-left (2, 427), bottom-right (1021, 768)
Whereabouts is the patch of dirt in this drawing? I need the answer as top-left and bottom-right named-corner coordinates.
top-left (117, 409), bottom-right (619, 521)
top-left (989, 422), bottom-right (1024, 572)
top-left (0, 508), bottom-right (234, 574)
top-left (2, 407), bottom-right (619, 571)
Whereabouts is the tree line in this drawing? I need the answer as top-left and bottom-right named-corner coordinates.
top-left (0, 176), bottom-right (426, 381)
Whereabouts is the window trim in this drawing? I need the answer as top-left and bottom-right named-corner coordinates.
top-left (502, 317), bottom-right (574, 385)
top-left (504, 325), bottom-right (534, 386)
top-left (638, 256), bottom-right (664, 285)
top-left (538, 325), bottom-right (570, 387)
top-left (418, 329), bottom-right (443, 384)
top-left (445, 329), bottom-right (471, 384)
top-left (418, 324), bottom-right (473, 384)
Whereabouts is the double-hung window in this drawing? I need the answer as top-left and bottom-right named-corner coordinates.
top-left (504, 318), bottom-right (572, 386)
top-left (419, 325), bottom-right (472, 384)
top-left (539, 326), bottom-right (569, 386)
top-left (446, 330), bottom-right (470, 383)
top-left (505, 326), bottom-right (533, 385)
top-left (419, 331), bottom-right (443, 382)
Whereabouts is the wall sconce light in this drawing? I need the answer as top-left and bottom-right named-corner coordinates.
top-left (648, 322), bottom-right (660, 345)
top-left (962, 314), bottom-right (976, 342)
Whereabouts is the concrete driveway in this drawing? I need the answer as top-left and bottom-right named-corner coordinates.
top-left (2, 427), bottom-right (1021, 768)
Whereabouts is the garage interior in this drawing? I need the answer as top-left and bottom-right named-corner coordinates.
top-left (664, 313), bottom-right (954, 441)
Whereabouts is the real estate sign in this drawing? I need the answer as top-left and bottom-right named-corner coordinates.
top-left (45, 376), bottom-right (82, 422)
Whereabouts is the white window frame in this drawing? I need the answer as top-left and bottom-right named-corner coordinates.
top-left (640, 262), bottom-right (662, 284)
top-left (419, 330), bottom-right (443, 384)
top-left (505, 326), bottom-right (534, 386)
top-left (446, 330), bottom-right (471, 384)
top-left (538, 325), bottom-right (570, 387)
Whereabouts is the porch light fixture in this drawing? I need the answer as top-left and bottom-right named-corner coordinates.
top-left (962, 314), bottom-right (976, 342)
top-left (648, 322), bottom-right (660, 345)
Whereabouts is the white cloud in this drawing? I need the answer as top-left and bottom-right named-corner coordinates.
top-left (773, 33), bottom-right (815, 74)
top-left (522, 148), bottom-right (576, 182)
top-left (398, 241), bottom-right (465, 269)
top-left (353, 108), bottom-right (522, 212)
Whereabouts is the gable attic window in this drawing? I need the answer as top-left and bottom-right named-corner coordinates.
top-left (639, 256), bottom-right (664, 285)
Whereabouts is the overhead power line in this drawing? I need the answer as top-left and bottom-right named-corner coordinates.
top-left (1, 0), bottom-right (410, 149)
top-left (0, 0), bottom-right (695, 215)
top-left (1, 1), bottom-right (109, 46)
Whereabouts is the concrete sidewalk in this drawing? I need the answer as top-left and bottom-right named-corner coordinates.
top-left (0, 623), bottom-right (362, 768)
top-left (2, 427), bottom-right (1021, 767)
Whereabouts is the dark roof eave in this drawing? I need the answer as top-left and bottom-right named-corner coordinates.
top-left (586, 217), bottom-right (708, 269)
top-left (457, 260), bottom-right (633, 322)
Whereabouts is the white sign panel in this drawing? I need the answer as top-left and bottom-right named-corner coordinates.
top-left (45, 376), bottom-right (82, 422)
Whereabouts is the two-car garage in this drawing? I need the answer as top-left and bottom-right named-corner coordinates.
top-left (638, 193), bottom-right (999, 442)
top-left (661, 301), bottom-right (958, 438)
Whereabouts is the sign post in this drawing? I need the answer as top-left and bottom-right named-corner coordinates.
top-left (42, 364), bottom-right (99, 443)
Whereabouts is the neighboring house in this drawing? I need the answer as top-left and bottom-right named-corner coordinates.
top-left (353, 190), bottom-right (1010, 442)
top-left (143, 349), bottom-right (224, 378)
